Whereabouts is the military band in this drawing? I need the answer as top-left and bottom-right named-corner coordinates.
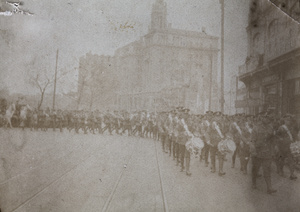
top-left (1, 102), bottom-right (300, 195)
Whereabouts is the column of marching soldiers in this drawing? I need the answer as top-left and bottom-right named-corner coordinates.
top-left (5, 106), bottom-right (300, 194)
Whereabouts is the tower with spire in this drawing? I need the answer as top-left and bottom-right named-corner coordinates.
top-left (150, 0), bottom-right (168, 31)
top-left (113, 0), bottom-right (219, 113)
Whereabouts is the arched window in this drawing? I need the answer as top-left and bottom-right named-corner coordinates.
top-left (268, 19), bottom-right (278, 56)
top-left (289, 29), bottom-right (293, 48)
top-left (268, 20), bottom-right (278, 38)
top-left (253, 33), bottom-right (263, 55)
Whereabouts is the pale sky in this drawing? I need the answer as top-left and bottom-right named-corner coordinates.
top-left (0, 0), bottom-right (250, 95)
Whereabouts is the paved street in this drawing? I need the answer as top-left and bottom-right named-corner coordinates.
top-left (0, 129), bottom-right (300, 212)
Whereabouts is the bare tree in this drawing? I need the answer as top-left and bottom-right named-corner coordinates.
top-left (28, 71), bottom-right (52, 110)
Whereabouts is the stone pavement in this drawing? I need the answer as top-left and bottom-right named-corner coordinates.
top-left (0, 129), bottom-right (300, 212)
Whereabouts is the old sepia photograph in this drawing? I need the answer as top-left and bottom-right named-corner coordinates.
top-left (0, 0), bottom-right (300, 211)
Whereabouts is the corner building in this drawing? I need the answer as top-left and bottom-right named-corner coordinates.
top-left (114, 0), bottom-right (219, 113)
top-left (236, 0), bottom-right (300, 120)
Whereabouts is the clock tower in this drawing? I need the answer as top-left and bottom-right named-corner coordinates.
top-left (150, 0), bottom-right (168, 31)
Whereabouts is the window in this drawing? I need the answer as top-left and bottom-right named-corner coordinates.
top-left (253, 33), bottom-right (263, 54)
top-left (268, 19), bottom-right (278, 55)
top-left (268, 20), bottom-right (278, 37)
top-left (289, 29), bottom-right (293, 48)
top-left (267, 84), bottom-right (277, 95)
top-left (296, 80), bottom-right (300, 95)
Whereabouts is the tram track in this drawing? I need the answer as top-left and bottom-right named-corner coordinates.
top-left (101, 141), bottom-right (136, 212)
top-left (101, 137), bottom-right (169, 212)
top-left (154, 138), bottom-right (169, 212)
top-left (9, 139), bottom-right (109, 212)
top-left (6, 133), bottom-right (132, 212)
top-left (0, 130), bottom-right (91, 185)
top-left (3, 132), bottom-right (169, 212)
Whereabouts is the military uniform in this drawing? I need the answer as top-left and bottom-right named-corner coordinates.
top-left (96, 113), bottom-right (103, 134)
top-left (251, 116), bottom-right (277, 194)
top-left (32, 110), bottom-right (38, 130)
top-left (88, 112), bottom-right (96, 134)
top-left (206, 112), bottom-right (226, 176)
top-left (200, 117), bottom-right (211, 167)
top-left (38, 110), bottom-right (46, 131)
top-left (26, 109), bottom-right (33, 130)
top-left (239, 118), bottom-right (252, 174)
top-left (229, 116), bottom-right (243, 169)
top-left (66, 111), bottom-right (74, 132)
top-left (56, 110), bottom-right (64, 132)
top-left (74, 112), bottom-right (80, 133)
top-left (51, 110), bottom-right (57, 131)
top-left (151, 114), bottom-right (158, 140)
top-left (176, 113), bottom-right (192, 176)
top-left (102, 113), bottom-right (112, 135)
top-left (161, 116), bottom-right (168, 153)
top-left (276, 115), bottom-right (297, 180)
top-left (122, 113), bottom-right (132, 136)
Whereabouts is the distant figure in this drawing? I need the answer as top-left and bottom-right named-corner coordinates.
top-left (4, 103), bottom-right (16, 128)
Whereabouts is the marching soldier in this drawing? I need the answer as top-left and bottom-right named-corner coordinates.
top-left (200, 111), bottom-right (213, 167)
top-left (176, 108), bottom-right (192, 176)
top-left (44, 107), bottom-right (51, 130)
top-left (132, 112), bottom-right (141, 136)
top-left (206, 111), bottom-right (226, 176)
top-left (152, 114), bottom-right (158, 140)
top-left (276, 114), bottom-right (297, 180)
top-left (161, 113), bottom-right (168, 153)
top-left (141, 112), bottom-right (149, 138)
top-left (251, 115), bottom-right (277, 194)
top-left (113, 111), bottom-right (120, 135)
top-left (78, 111), bottom-right (85, 133)
top-left (103, 111), bottom-right (113, 135)
top-left (88, 111), bottom-right (96, 134)
top-left (37, 109), bottom-right (43, 131)
top-left (157, 114), bottom-right (165, 148)
top-left (74, 111), bottom-right (80, 133)
top-left (32, 109), bottom-right (38, 130)
top-left (170, 112), bottom-right (178, 160)
top-left (56, 109), bottom-right (64, 132)
top-left (122, 112), bottom-right (132, 136)
top-left (230, 114), bottom-right (243, 169)
top-left (26, 108), bottom-right (33, 130)
top-left (66, 111), bottom-right (74, 132)
top-left (51, 109), bottom-right (57, 131)
top-left (239, 115), bottom-right (252, 174)
top-left (95, 111), bottom-right (103, 134)
top-left (165, 112), bottom-right (173, 155)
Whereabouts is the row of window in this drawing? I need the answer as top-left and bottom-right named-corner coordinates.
top-left (251, 19), bottom-right (299, 57)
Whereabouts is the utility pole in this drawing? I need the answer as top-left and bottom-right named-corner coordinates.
top-left (235, 75), bottom-right (238, 114)
top-left (209, 55), bottom-right (213, 111)
top-left (220, 0), bottom-right (225, 113)
top-left (53, 49), bottom-right (59, 110)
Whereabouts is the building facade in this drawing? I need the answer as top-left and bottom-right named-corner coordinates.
top-left (236, 0), bottom-right (300, 120)
top-left (114, 0), bottom-right (219, 113)
top-left (77, 53), bottom-right (117, 110)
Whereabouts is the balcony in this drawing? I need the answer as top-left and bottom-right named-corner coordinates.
top-left (239, 54), bottom-right (264, 76)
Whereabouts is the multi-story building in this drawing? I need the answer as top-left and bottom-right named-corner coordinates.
top-left (114, 0), bottom-right (219, 113)
top-left (236, 0), bottom-right (300, 120)
top-left (77, 53), bottom-right (116, 110)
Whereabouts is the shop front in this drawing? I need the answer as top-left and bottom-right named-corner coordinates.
top-left (261, 74), bottom-right (280, 114)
